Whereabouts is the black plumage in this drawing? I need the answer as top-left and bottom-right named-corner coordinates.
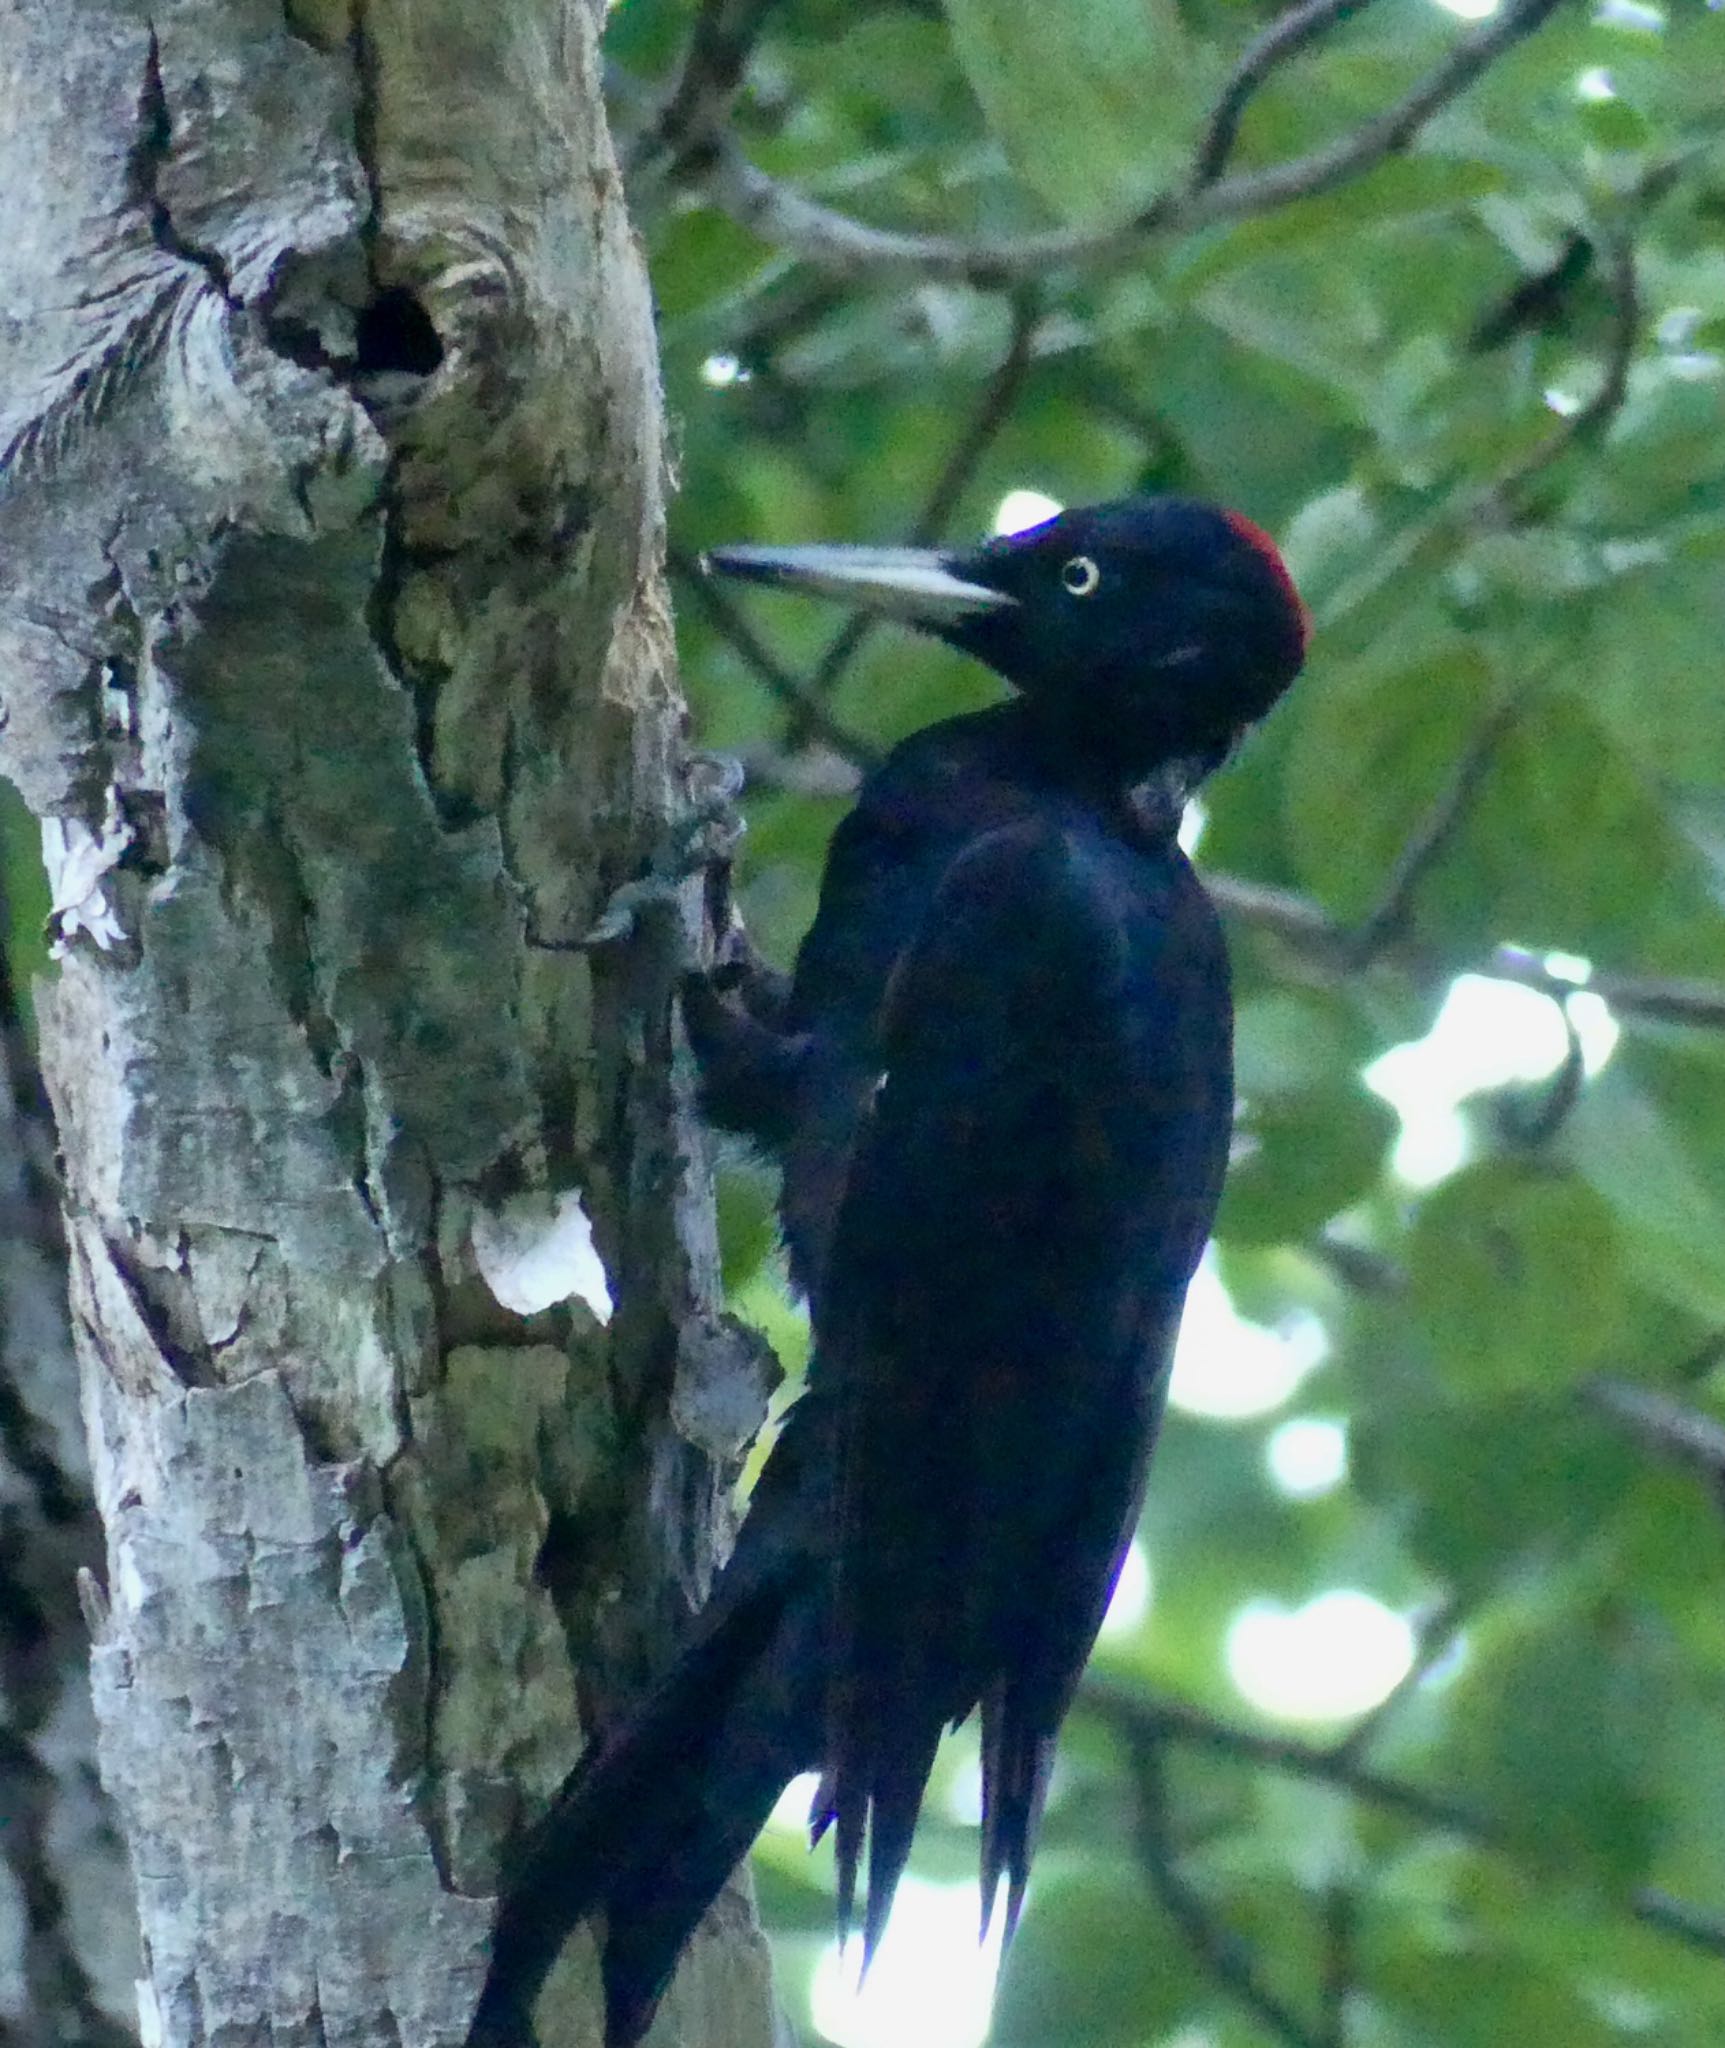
top-left (470, 496), bottom-right (1308, 2048)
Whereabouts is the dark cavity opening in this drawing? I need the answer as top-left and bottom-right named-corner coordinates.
top-left (354, 287), bottom-right (444, 377)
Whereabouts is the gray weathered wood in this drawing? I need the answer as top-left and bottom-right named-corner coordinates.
top-left (0, 3), bottom-right (774, 2043)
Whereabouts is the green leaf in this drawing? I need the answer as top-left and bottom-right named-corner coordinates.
top-left (1569, 1042), bottom-right (1725, 1322)
top-left (1221, 1079), bottom-right (1397, 1248)
top-left (653, 210), bottom-right (786, 330)
top-left (991, 1858), bottom-right (1204, 2045)
top-left (1279, 485), bottom-right (1384, 616)
top-left (1352, 1389), bottom-right (1635, 1591)
top-left (750, 1839), bottom-right (839, 1935)
top-left (1578, 94), bottom-right (1650, 154)
top-left (1133, 309), bottom-right (1365, 517)
top-left (1232, 988), bottom-right (1376, 1097)
top-left (716, 1158), bottom-right (779, 1293)
top-left (1282, 633), bottom-right (1493, 926)
top-left (1407, 1161), bottom-right (1629, 1394)
top-left (0, 778), bottom-right (50, 1027)
top-left (1175, 155), bottom-right (1507, 308)
top-left (1583, 536), bottom-right (1725, 792)
top-left (1436, 1591), bottom-right (1677, 1886)
top-left (1570, 376), bottom-right (1725, 528)
top-left (1371, 1928), bottom-right (1634, 2048)
top-left (1287, 655), bottom-right (1725, 969)
top-left (1215, 992), bottom-right (1397, 1246)
top-left (942, 0), bottom-right (1209, 224)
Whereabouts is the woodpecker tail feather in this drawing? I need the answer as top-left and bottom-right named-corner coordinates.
top-left (468, 1561), bottom-right (820, 2048)
top-left (978, 1681), bottom-right (1054, 1948)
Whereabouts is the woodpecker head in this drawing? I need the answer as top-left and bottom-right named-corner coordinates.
top-left (705, 496), bottom-right (1308, 773)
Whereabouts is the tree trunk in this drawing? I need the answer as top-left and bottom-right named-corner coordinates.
top-left (0, 882), bottom-right (138, 2046)
top-left (0, 5), bottom-right (774, 2045)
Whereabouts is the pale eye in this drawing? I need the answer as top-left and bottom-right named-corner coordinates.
top-left (1061, 554), bottom-right (1101, 597)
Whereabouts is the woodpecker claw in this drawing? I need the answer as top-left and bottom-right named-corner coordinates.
top-left (579, 751), bottom-right (748, 951)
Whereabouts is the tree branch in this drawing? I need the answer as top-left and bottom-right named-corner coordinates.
top-left (1583, 1376), bottom-right (1725, 1482)
top-left (1084, 1682), bottom-right (1725, 1964)
top-left (729, 744), bottom-right (868, 799)
top-left (687, 0), bottom-right (1569, 284)
top-left (1344, 694), bottom-right (1522, 963)
top-left (1634, 1888), bottom-right (1725, 1963)
top-left (1206, 868), bottom-right (1725, 1032)
top-left (627, 0), bottom-right (780, 181)
top-left (784, 292), bottom-right (1041, 741)
top-left (631, 746), bottom-right (1725, 1031)
top-left (1087, 1682), bottom-right (1480, 1835)
top-left (1476, 226), bottom-right (1640, 521)
top-left (1194, 0), bottom-right (1382, 188)
top-left (669, 545), bottom-right (883, 771)
top-left (1122, 1724), bottom-right (1331, 2048)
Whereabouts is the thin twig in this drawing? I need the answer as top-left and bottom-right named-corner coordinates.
top-left (1083, 1683), bottom-right (1725, 1963)
top-left (1205, 868), bottom-right (1725, 1032)
top-left (1328, 1593), bottom-right (1466, 1765)
top-left (1310, 196), bottom-right (1648, 642)
top-left (1195, 0), bottom-right (1381, 187)
top-left (731, 745), bottom-right (865, 799)
top-left (1088, 1682), bottom-right (1480, 1835)
top-left (1345, 695), bottom-right (1522, 963)
top-left (1312, 1233), bottom-right (1406, 1296)
top-left (1125, 1727), bottom-right (1330, 2048)
top-left (689, 0), bottom-right (1569, 284)
top-left (1494, 998), bottom-right (1586, 1149)
top-left (1582, 1377), bottom-right (1725, 1481)
top-left (1320, 1886), bottom-right (1354, 2048)
top-left (914, 295), bottom-right (1043, 541)
top-left (669, 546), bottom-right (881, 771)
top-left (1294, 251), bottom-right (1647, 954)
top-left (1673, 1332), bottom-right (1725, 1387)
top-left (1468, 231), bottom-right (1595, 354)
top-left (627, 0), bottom-right (780, 181)
top-left (1477, 228), bottom-right (1640, 522)
top-left (785, 292), bottom-right (1041, 741)
top-left (1634, 1888), bottom-right (1725, 1962)
top-left (1564, 959), bottom-right (1725, 1031)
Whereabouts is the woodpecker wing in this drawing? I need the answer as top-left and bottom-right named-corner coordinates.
top-left (810, 814), bottom-right (1234, 1954)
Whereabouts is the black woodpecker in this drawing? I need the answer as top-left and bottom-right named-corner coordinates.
top-left (471, 496), bottom-right (1310, 2048)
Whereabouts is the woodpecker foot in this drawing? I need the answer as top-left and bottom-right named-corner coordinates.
top-left (583, 752), bottom-right (747, 951)
top-left (703, 908), bottom-right (791, 1024)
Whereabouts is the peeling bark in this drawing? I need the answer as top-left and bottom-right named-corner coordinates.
top-left (0, 5), bottom-right (774, 2045)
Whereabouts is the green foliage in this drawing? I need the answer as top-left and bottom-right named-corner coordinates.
top-left (0, 777), bottom-right (51, 1023)
top-left (1570, 1037), bottom-right (1725, 1319)
top-left (1224, 990), bottom-right (1400, 1243)
top-left (612, 0), bottom-right (1725, 2040)
top-left (1407, 1160), bottom-right (1627, 1391)
top-left (992, 1858), bottom-right (1208, 2043)
top-left (943, 0), bottom-right (1213, 223)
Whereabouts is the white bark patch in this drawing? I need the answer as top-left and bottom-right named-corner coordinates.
top-left (472, 1188), bottom-right (614, 1322)
top-left (42, 803), bottom-right (131, 956)
top-left (135, 1978), bottom-right (163, 2048)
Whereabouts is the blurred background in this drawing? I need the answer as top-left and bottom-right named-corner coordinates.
top-left (605, 0), bottom-right (1725, 2041)
top-left (6, 0), bottom-right (1725, 2041)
